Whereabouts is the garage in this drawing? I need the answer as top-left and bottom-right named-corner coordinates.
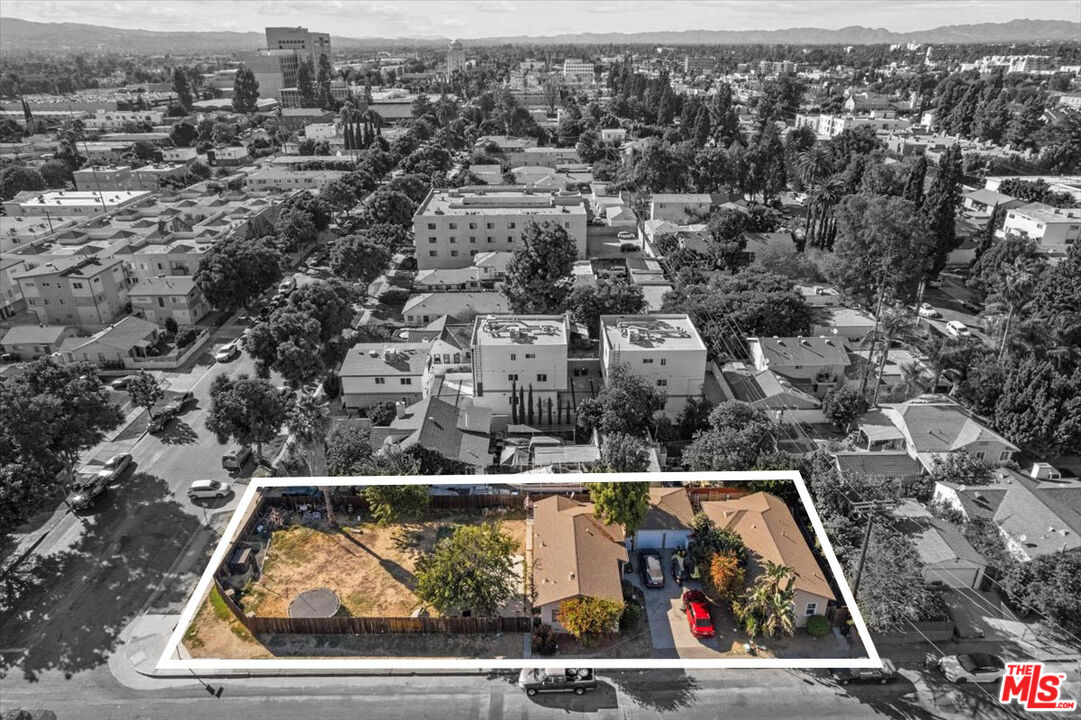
top-left (629, 486), bottom-right (697, 550)
top-left (630, 529), bottom-right (691, 550)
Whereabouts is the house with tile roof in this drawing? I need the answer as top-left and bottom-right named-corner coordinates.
top-left (892, 499), bottom-right (987, 589)
top-left (932, 468), bottom-right (1081, 562)
top-left (369, 396), bottom-right (493, 468)
top-left (747, 336), bottom-right (850, 399)
top-left (531, 495), bottom-right (629, 632)
top-left (630, 486), bottom-right (696, 550)
top-left (701, 492), bottom-right (836, 626)
top-left (874, 396), bottom-right (1019, 473)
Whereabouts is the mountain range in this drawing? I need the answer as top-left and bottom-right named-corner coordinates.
top-left (1, 17), bottom-right (1078, 55)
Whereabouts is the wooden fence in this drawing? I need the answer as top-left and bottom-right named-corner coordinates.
top-left (245, 614), bottom-right (532, 636)
top-left (263, 491), bottom-right (584, 513)
top-left (687, 486), bottom-right (752, 508)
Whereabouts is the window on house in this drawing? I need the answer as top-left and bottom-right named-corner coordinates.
top-left (72, 282), bottom-right (84, 289)
top-left (450, 250), bottom-right (458, 257)
top-left (974, 451), bottom-right (986, 461)
top-left (157, 298), bottom-right (165, 307)
top-left (508, 222), bottom-right (516, 229)
top-left (374, 377), bottom-right (385, 385)
top-left (657, 379), bottom-right (667, 387)
top-left (660, 358), bottom-right (667, 366)
top-left (449, 237), bottom-right (456, 243)
top-left (429, 237), bottom-right (437, 243)
top-left (998, 451), bottom-right (1011, 462)
top-left (510, 353), bottom-right (516, 361)
top-left (400, 378), bottom-right (412, 385)
top-left (805, 603), bottom-right (817, 616)
top-left (486, 222), bottom-right (494, 229)
top-left (642, 358), bottom-right (654, 364)
top-left (469, 222), bottom-right (477, 230)
top-left (537, 373), bottom-right (547, 382)
top-left (429, 251), bottom-right (438, 257)
top-left (525, 353), bottom-right (535, 359)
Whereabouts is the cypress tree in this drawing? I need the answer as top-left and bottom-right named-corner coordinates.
top-left (903, 155), bottom-right (927, 208)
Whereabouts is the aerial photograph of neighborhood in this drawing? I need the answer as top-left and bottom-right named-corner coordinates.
top-left (0, 0), bottom-right (1079, 718)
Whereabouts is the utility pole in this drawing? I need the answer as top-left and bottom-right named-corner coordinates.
top-left (850, 499), bottom-right (897, 599)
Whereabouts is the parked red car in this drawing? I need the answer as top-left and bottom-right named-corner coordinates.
top-left (681, 589), bottom-right (715, 639)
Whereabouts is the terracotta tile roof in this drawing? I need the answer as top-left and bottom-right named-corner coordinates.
top-left (532, 496), bottom-right (628, 607)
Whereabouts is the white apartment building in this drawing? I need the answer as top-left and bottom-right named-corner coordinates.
top-left (794, 112), bottom-right (911, 138)
top-left (600, 314), bottom-right (708, 416)
top-left (649, 194), bottom-right (712, 224)
top-left (83, 109), bottom-right (164, 131)
top-left (412, 187), bottom-right (587, 270)
top-left (563, 59), bottom-right (596, 83)
top-left (1003, 203), bottom-right (1081, 262)
top-left (471, 314), bottom-right (569, 416)
top-left (2, 190), bottom-right (151, 217)
top-left (506, 146), bottom-right (582, 167)
top-left (244, 168), bottom-right (346, 192)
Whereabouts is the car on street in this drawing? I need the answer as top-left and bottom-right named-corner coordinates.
top-left (945, 320), bottom-right (971, 338)
top-left (110, 375), bottom-right (135, 389)
top-left (147, 408), bottom-right (178, 434)
top-left (278, 277), bottom-right (296, 293)
top-left (617, 231), bottom-right (636, 241)
top-left (638, 550), bottom-right (665, 588)
top-left (518, 668), bottom-right (597, 696)
top-left (222, 446), bottom-right (254, 473)
top-left (959, 299), bottom-right (980, 313)
top-left (681, 589), bottom-right (715, 639)
top-left (214, 341), bottom-right (240, 362)
top-left (0, 352), bottom-right (19, 363)
top-left (162, 391), bottom-right (197, 415)
top-left (67, 473), bottom-right (108, 510)
top-left (619, 242), bottom-right (638, 253)
top-left (830, 659), bottom-right (897, 685)
top-left (670, 553), bottom-right (689, 584)
top-left (917, 303), bottom-right (940, 318)
top-left (97, 453), bottom-right (134, 481)
top-left (187, 479), bottom-right (232, 501)
top-left (936, 653), bottom-right (1006, 684)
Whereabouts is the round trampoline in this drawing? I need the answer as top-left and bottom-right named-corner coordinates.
top-left (288, 588), bottom-right (341, 618)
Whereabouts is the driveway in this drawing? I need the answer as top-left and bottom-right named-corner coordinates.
top-left (633, 552), bottom-right (728, 659)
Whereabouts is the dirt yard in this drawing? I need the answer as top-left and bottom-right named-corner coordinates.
top-left (241, 509), bottom-right (528, 618)
top-left (185, 586), bottom-right (271, 659)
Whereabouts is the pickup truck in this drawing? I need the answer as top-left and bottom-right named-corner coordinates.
top-left (518, 668), bottom-right (597, 696)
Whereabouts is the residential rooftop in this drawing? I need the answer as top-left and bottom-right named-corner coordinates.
top-left (8, 189), bottom-right (151, 209)
top-left (416, 187), bottom-right (586, 217)
top-left (1008, 202), bottom-right (1081, 223)
top-left (600, 314), bottom-right (705, 351)
top-left (471, 315), bottom-right (568, 347)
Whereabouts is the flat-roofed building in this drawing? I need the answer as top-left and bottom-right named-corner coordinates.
top-left (1003, 202), bottom-right (1081, 263)
top-left (600, 314), bottom-right (707, 415)
top-left (649, 193), bottom-right (712, 223)
top-left (245, 167), bottom-right (346, 192)
top-left (471, 314), bottom-right (569, 416)
top-left (339, 342), bottom-right (429, 411)
top-left (413, 187), bottom-right (587, 270)
top-left (2, 189), bottom-right (150, 217)
top-left (14, 255), bottom-right (128, 329)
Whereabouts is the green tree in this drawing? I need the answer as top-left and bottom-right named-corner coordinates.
top-left (734, 561), bottom-right (797, 639)
top-left (286, 395), bottom-right (333, 517)
top-left (414, 522), bottom-right (519, 616)
top-left (598, 433), bottom-right (650, 473)
top-left (0, 165), bottom-right (45, 200)
top-left (169, 120), bottom-right (198, 148)
top-left (575, 365), bottom-right (666, 438)
top-left (1001, 550), bottom-right (1081, 638)
top-left (325, 423), bottom-right (372, 476)
top-left (585, 480), bottom-right (650, 533)
top-left (821, 386), bottom-right (869, 432)
top-left (194, 236), bottom-right (282, 312)
top-left (848, 527), bottom-right (934, 632)
top-left (38, 159), bottom-right (72, 189)
top-left (172, 67), bottom-right (194, 112)
top-left (316, 53), bottom-right (334, 109)
top-left (563, 280), bottom-right (646, 335)
top-left (362, 188), bottom-right (415, 228)
top-left (922, 143), bottom-right (963, 276)
top-left (296, 58), bottom-right (318, 107)
top-left (929, 450), bottom-right (994, 487)
top-left (903, 155), bottom-right (927, 208)
top-left (683, 401), bottom-right (776, 471)
top-left (688, 513), bottom-right (748, 573)
top-left (205, 374), bottom-right (287, 459)
top-left (231, 67), bottom-right (260, 114)
top-left (362, 484), bottom-right (430, 525)
top-left (126, 372), bottom-right (163, 418)
top-left (557, 596), bottom-right (624, 644)
top-left (993, 357), bottom-right (1081, 456)
top-left (502, 221), bottom-right (578, 314)
top-left (330, 235), bottom-right (390, 286)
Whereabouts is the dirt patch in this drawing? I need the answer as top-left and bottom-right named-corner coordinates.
top-left (260, 631), bottom-right (526, 658)
top-left (242, 509), bottom-right (527, 619)
top-left (185, 586), bottom-right (271, 660)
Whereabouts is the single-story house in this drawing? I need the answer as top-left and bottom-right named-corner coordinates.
top-left (811, 307), bottom-right (876, 344)
top-left (796, 284), bottom-right (843, 307)
top-left (413, 267), bottom-right (488, 293)
top-left (892, 499), bottom-right (987, 589)
top-left (877, 397), bottom-right (1020, 472)
top-left (701, 492), bottom-right (836, 627)
top-left (339, 342), bottom-right (429, 411)
top-left (57, 315), bottom-right (162, 367)
top-left (369, 396), bottom-right (492, 468)
top-left (833, 451), bottom-right (923, 486)
top-left (630, 486), bottom-right (696, 550)
top-left (0, 324), bottom-right (78, 360)
top-left (532, 495), bottom-right (629, 632)
top-left (961, 188), bottom-right (1021, 217)
top-left (722, 365), bottom-right (823, 424)
top-left (403, 292), bottom-right (510, 325)
top-left (472, 251), bottom-right (514, 281)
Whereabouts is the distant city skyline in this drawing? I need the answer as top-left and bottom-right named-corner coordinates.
top-left (3, 0), bottom-right (1080, 39)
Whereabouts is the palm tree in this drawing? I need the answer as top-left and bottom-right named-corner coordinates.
top-left (986, 257), bottom-right (1039, 360)
top-left (808, 179), bottom-right (844, 249)
top-left (797, 145), bottom-right (831, 189)
top-left (736, 561), bottom-right (797, 639)
top-left (286, 394), bottom-right (334, 523)
top-left (894, 360), bottom-right (929, 401)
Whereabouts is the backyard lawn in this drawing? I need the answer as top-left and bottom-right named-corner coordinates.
top-left (240, 509), bottom-right (528, 619)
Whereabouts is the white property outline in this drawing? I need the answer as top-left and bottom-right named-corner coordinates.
top-left (160, 471), bottom-right (885, 671)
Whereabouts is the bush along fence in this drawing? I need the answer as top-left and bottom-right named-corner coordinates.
top-left (241, 614), bottom-right (532, 636)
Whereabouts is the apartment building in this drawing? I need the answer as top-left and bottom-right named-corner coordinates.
top-left (506, 146), bottom-right (582, 167)
top-left (412, 187), bottom-right (587, 270)
top-left (649, 194), bottom-right (712, 223)
top-left (244, 168), bottom-right (346, 192)
top-left (562, 59), bottom-right (596, 83)
top-left (600, 315), bottom-right (707, 415)
top-left (83, 109), bottom-right (164, 131)
top-left (14, 256), bottom-right (128, 329)
top-left (1002, 202), bottom-right (1081, 262)
top-left (129, 276), bottom-right (209, 326)
top-left (265, 26), bottom-right (331, 66)
top-left (2, 189), bottom-right (151, 217)
top-left (471, 314), bottom-right (570, 416)
top-left (73, 164), bottom-right (190, 192)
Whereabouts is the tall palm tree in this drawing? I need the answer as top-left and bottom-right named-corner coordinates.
top-left (737, 561), bottom-right (797, 639)
top-left (286, 394), bottom-right (334, 523)
top-left (797, 145), bottom-right (832, 189)
top-left (987, 257), bottom-right (1039, 360)
top-left (808, 179), bottom-right (844, 249)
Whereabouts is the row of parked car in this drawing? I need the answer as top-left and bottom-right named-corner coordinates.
top-left (637, 550), bottom-right (715, 640)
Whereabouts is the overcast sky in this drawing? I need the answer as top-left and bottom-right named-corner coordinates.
top-left (4, 0), bottom-right (1079, 38)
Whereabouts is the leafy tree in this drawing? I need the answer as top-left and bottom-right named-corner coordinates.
top-left (170, 120), bottom-right (197, 148)
top-left (316, 53), bottom-right (334, 109)
top-left (275, 209), bottom-right (318, 253)
top-left (367, 399), bottom-right (397, 426)
top-left (598, 433), bottom-right (650, 473)
top-left (325, 423), bottom-right (372, 476)
top-left (929, 450), bottom-right (994, 487)
top-left (849, 527), bottom-right (935, 632)
top-left (414, 522), bottom-right (519, 616)
top-left (194, 236), bottom-right (282, 312)
top-left (172, 67), bottom-right (194, 112)
top-left (683, 401), bottom-right (775, 471)
top-left (330, 235), bottom-right (390, 286)
top-left (1001, 550), bottom-right (1081, 638)
top-left (362, 484), bottom-right (430, 525)
top-left (563, 279), bottom-right (646, 335)
top-left (502, 221), bottom-right (578, 314)
top-left (362, 188), bottom-right (415, 228)
top-left (205, 374), bottom-right (287, 458)
top-left (286, 395), bottom-right (334, 520)
top-left (126, 372), bottom-right (163, 418)
top-left (364, 223), bottom-right (410, 251)
top-left (585, 481), bottom-right (650, 532)
top-left (38, 159), bottom-right (72, 189)
top-left (734, 561), bottom-right (797, 639)
top-left (922, 143), bottom-right (964, 276)
top-left (688, 512), bottom-right (748, 573)
top-left (953, 352), bottom-right (1007, 417)
top-left (557, 596), bottom-right (624, 644)
top-left (296, 57), bottom-right (318, 107)
top-left (821, 386), bottom-right (869, 432)
top-left (231, 67), bottom-right (260, 114)
top-left (1, 165), bottom-right (45, 200)
top-left (903, 155), bottom-right (927, 208)
top-left (707, 551), bottom-right (746, 599)
top-left (993, 357), bottom-right (1081, 456)
top-left (576, 365), bottom-right (665, 438)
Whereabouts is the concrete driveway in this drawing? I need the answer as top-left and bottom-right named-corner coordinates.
top-left (634, 553), bottom-right (727, 659)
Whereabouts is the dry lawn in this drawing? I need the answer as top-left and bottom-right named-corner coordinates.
top-left (185, 586), bottom-right (271, 659)
top-left (243, 509), bottom-right (528, 618)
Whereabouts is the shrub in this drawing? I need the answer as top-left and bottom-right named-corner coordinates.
top-left (378, 287), bottom-right (410, 305)
top-left (707, 551), bottom-right (746, 599)
top-left (367, 399), bottom-right (397, 426)
top-left (619, 600), bottom-right (643, 631)
top-left (175, 326), bottom-right (198, 348)
top-left (531, 622), bottom-right (558, 655)
top-left (806, 614), bottom-right (830, 638)
top-left (558, 596), bottom-right (624, 644)
top-left (322, 369), bottom-right (341, 399)
top-left (164, 317), bottom-right (179, 335)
